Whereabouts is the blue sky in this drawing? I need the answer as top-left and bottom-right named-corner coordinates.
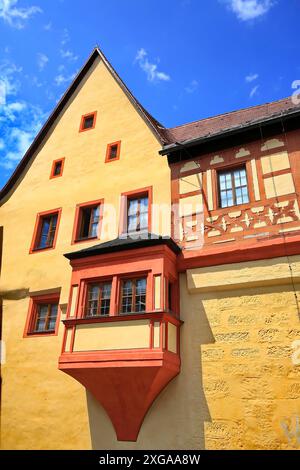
top-left (0, 0), bottom-right (298, 188)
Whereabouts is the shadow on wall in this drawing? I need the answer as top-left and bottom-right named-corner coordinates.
top-left (86, 273), bottom-right (214, 450)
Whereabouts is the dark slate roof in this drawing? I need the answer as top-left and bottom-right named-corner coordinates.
top-left (64, 233), bottom-right (181, 260)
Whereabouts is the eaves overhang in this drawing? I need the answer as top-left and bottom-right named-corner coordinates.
top-left (64, 233), bottom-right (182, 261)
top-left (159, 107), bottom-right (300, 156)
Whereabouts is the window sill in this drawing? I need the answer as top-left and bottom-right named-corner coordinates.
top-left (29, 245), bottom-right (54, 254)
top-left (24, 330), bottom-right (57, 338)
top-left (73, 236), bottom-right (98, 245)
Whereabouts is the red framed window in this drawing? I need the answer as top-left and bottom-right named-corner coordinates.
top-left (72, 199), bottom-right (103, 244)
top-left (24, 293), bottom-right (60, 337)
top-left (50, 158), bottom-right (65, 179)
top-left (30, 209), bottom-right (61, 253)
top-left (120, 277), bottom-right (147, 314)
top-left (79, 111), bottom-right (97, 132)
top-left (218, 165), bottom-right (249, 208)
top-left (85, 281), bottom-right (112, 317)
top-left (120, 187), bottom-right (152, 235)
top-left (127, 195), bottom-right (149, 233)
top-left (105, 141), bottom-right (121, 163)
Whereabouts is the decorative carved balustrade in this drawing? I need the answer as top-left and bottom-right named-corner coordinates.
top-left (180, 196), bottom-right (300, 247)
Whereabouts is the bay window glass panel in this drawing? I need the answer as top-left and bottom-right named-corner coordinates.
top-left (121, 278), bottom-right (147, 314)
top-left (121, 280), bottom-right (133, 313)
top-left (135, 278), bottom-right (146, 312)
top-left (86, 282), bottom-right (111, 317)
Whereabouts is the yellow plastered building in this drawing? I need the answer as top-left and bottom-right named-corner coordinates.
top-left (0, 48), bottom-right (299, 450)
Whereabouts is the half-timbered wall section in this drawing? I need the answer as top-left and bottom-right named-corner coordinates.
top-left (171, 131), bottom-right (300, 253)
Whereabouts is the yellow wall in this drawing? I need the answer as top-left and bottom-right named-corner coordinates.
top-left (73, 320), bottom-right (150, 351)
top-left (184, 256), bottom-right (300, 450)
top-left (0, 56), bottom-right (171, 449)
top-left (1, 54), bottom-right (299, 450)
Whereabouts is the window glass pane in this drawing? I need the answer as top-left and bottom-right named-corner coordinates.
top-left (54, 161), bottom-right (62, 176)
top-left (225, 174), bottom-right (232, 187)
top-left (128, 199), bottom-right (138, 216)
top-left (136, 278), bottom-right (146, 294)
top-left (35, 318), bottom-right (46, 331)
top-left (92, 205), bottom-right (100, 220)
top-left (135, 278), bottom-right (146, 313)
top-left (80, 207), bottom-right (92, 238)
top-left (48, 318), bottom-right (56, 330)
top-left (219, 175), bottom-right (226, 190)
top-left (90, 222), bottom-right (98, 237)
top-left (127, 196), bottom-right (148, 232)
top-left (219, 167), bottom-right (249, 208)
top-left (50, 304), bottom-right (58, 316)
top-left (38, 304), bottom-right (48, 318)
top-left (86, 283), bottom-right (112, 317)
top-left (38, 218), bottom-right (50, 248)
top-left (140, 197), bottom-right (148, 212)
top-left (38, 214), bottom-right (58, 249)
top-left (83, 115), bottom-right (94, 129)
top-left (128, 215), bottom-right (138, 232)
top-left (79, 205), bottom-right (100, 239)
top-left (100, 282), bottom-right (111, 316)
top-left (109, 145), bottom-right (118, 159)
top-left (48, 215), bottom-right (58, 246)
top-left (102, 283), bottom-right (111, 298)
top-left (86, 285), bottom-right (99, 316)
top-left (121, 280), bottom-right (133, 313)
top-left (34, 302), bottom-right (58, 332)
top-left (140, 212), bottom-right (148, 230)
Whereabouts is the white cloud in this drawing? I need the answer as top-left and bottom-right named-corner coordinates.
top-left (0, 61), bottom-right (22, 105)
top-left (43, 21), bottom-right (52, 31)
top-left (32, 76), bottom-right (43, 87)
top-left (185, 79), bottom-right (199, 94)
top-left (135, 48), bottom-right (170, 83)
top-left (60, 49), bottom-right (78, 62)
top-left (61, 28), bottom-right (70, 46)
top-left (7, 101), bottom-right (26, 112)
top-left (250, 84), bottom-right (259, 98)
top-left (245, 73), bottom-right (258, 82)
top-left (0, 0), bottom-right (42, 29)
top-left (0, 59), bottom-right (47, 171)
top-left (223, 0), bottom-right (274, 21)
top-left (0, 81), bottom-right (5, 105)
top-left (54, 72), bottom-right (76, 86)
top-left (37, 53), bottom-right (49, 71)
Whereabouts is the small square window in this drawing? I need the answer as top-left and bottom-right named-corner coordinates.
top-left (30, 209), bottom-right (61, 253)
top-left (105, 141), bottom-right (121, 162)
top-left (72, 200), bottom-right (103, 243)
top-left (50, 158), bottom-right (65, 179)
top-left (24, 294), bottom-right (60, 337)
top-left (79, 112), bottom-right (97, 132)
top-left (218, 166), bottom-right (249, 208)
